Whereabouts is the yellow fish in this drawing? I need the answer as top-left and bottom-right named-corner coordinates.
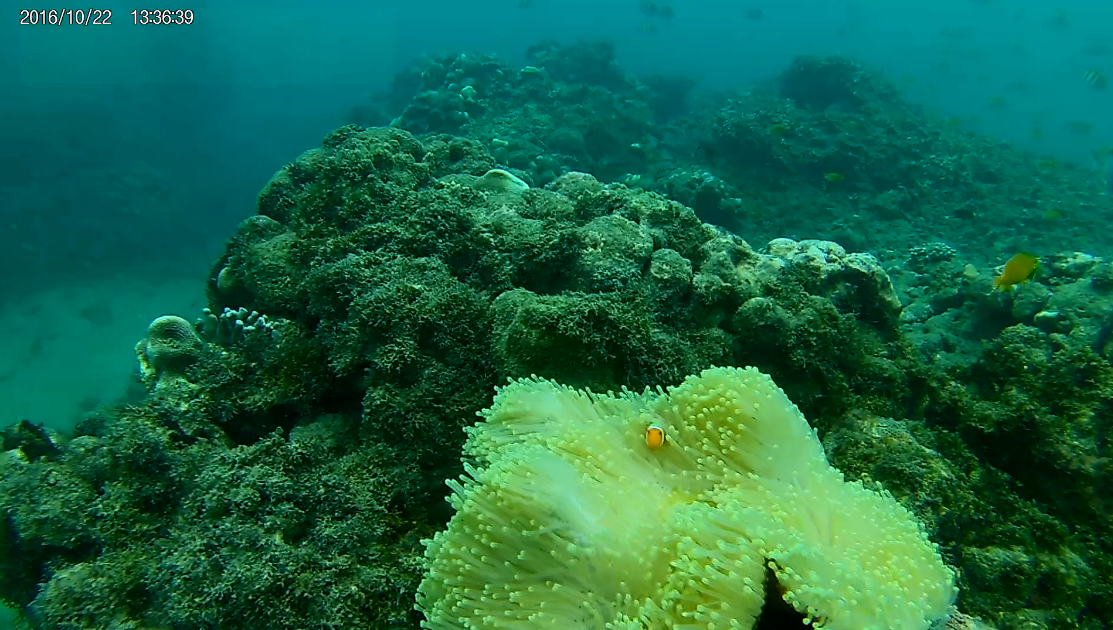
top-left (993, 253), bottom-right (1039, 292)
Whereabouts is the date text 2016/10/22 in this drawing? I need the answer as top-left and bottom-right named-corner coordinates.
top-left (20, 9), bottom-right (112, 25)
top-left (19, 9), bottom-right (195, 26)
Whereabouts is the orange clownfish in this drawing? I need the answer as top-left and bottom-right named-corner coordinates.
top-left (646, 425), bottom-right (667, 451)
top-left (993, 253), bottom-right (1039, 292)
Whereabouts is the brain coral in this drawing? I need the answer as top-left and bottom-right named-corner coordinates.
top-left (417, 366), bottom-right (957, 630)
top-left (134, 315), bottom-right (204, 389)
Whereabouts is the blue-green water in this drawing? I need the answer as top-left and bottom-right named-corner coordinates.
top-left (3, 2), bottom-right (1113, 629)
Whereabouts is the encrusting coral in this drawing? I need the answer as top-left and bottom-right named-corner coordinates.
top-left (417, 366), bottom-right (957, 630)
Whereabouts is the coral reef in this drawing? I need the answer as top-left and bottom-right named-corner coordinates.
top-left (0, 125), bottom-right (964, 629)
top-left (0, 413), bottom-right (427, 629)
top-left (351, 44), bottom-right (1112, 268)
top-left (2, 45), bottom-right (1113, 627)
top-left (359, 41), bottom-right (656, 185)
